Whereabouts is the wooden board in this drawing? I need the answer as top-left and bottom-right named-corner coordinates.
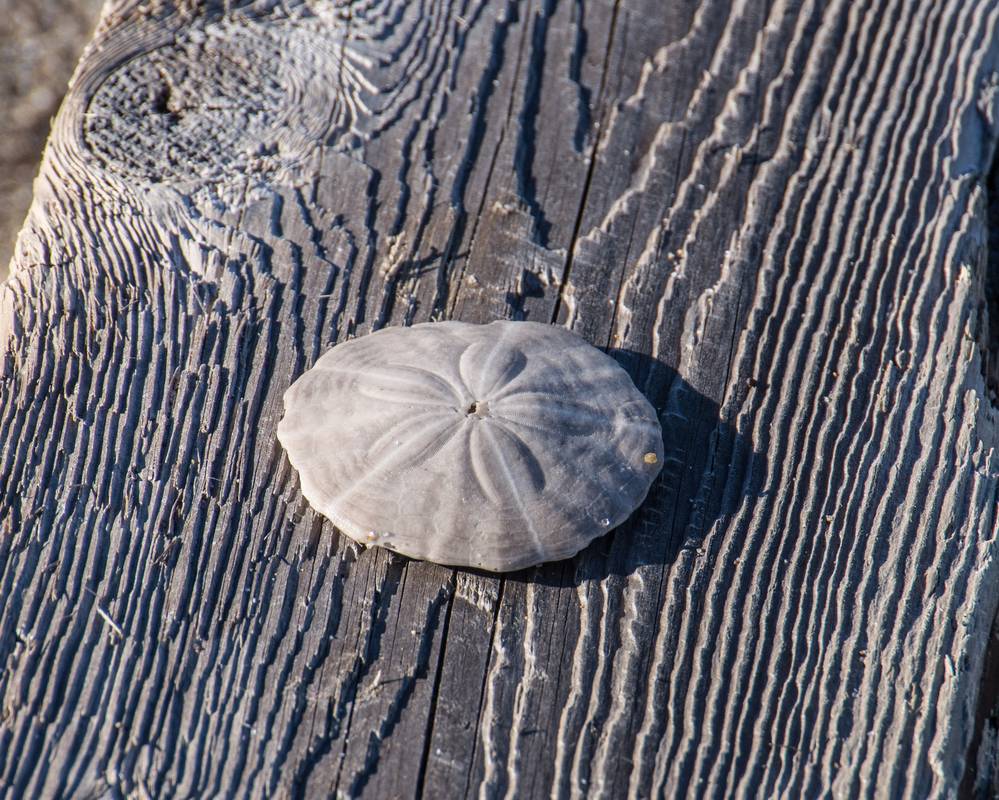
top-left (1, 0), bottom-right (998, 796)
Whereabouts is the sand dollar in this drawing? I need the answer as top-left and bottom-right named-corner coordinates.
top-left (277, 320), bottom-right (664, 571)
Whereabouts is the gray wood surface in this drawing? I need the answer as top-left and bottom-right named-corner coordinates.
top-left (1, 0), bottom-right (999, 797)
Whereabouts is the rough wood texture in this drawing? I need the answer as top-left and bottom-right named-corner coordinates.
top-left (1, 0), bottom-right (998, 797)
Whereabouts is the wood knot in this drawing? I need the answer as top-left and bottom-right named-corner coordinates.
top-left (81, 17), bottom-right (360, 186)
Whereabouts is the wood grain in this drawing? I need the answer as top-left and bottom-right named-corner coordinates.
top-left (1, 0), bottom-right (998, 797)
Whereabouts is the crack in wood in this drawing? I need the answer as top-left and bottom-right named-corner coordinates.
top-left (2, 0), bottom-right (999, 797)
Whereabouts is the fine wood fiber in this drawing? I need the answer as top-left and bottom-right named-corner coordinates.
top-left (1, 0), bottom-right (998, 797)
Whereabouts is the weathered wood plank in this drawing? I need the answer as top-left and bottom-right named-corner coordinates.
top-left (1, 0), bottom-right (999, 797)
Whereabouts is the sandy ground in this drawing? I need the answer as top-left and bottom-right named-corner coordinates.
top-left (0, 0), bottom-right (104, 281)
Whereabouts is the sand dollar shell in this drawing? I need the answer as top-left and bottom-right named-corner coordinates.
top-left (277, 320), bottom-right (664, 571)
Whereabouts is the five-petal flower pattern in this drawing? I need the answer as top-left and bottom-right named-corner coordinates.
top-left (278, 320), bottom-right (664, 571)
